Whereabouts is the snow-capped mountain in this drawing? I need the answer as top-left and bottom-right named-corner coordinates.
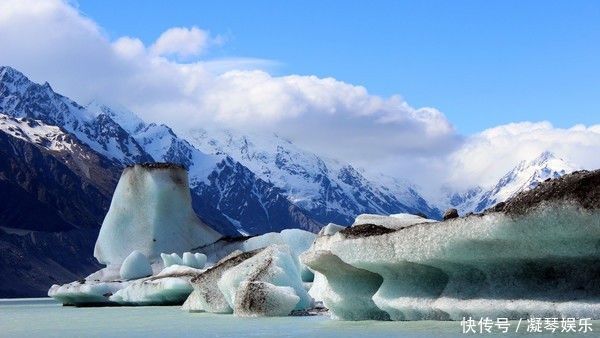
top-left (185, 128), bottom-right (441, 224)
top-left (447, 151), bottom-right (579, 214)
top-left (0, 66), bottom-right (152, 164)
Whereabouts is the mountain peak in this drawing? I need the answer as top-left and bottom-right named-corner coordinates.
top-left (530, 150), bottom-right (557, 165)
top-left (0, 65), bottom-right (29, 83)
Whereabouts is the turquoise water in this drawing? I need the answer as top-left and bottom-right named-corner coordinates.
top-left (0, 298), bottom-right (592, 337)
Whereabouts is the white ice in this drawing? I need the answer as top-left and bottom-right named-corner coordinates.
top-left (119, 250), bottom-right (153, 280)
top-left (302, 206), bottom-right (600, 320)
top-left (94, 164), bottom-right (222, 265)
top-left (218, 245), bottom-right (313, 316)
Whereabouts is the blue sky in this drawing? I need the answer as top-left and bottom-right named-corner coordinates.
top-left (75, 0), bottom-right (600, 134)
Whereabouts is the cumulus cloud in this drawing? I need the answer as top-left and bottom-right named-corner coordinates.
top-left (0, 0), bottom-right (597, 194)
top-left (446, 122), bottom-right (600, 189)
top-left (150, 26), bottom-right (221, 58)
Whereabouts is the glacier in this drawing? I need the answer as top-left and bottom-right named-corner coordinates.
top-left (302, 169), bottom-right (600, 320)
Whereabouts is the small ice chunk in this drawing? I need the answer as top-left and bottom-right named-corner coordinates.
top-left (110, 277), bottom-right (193, 305)
top-left (194, 253), bottom-right (207, 268)
top-left (319, 223), bottom-right (346, 236)
top-left (48, 281), bottom-right (125, 305)
top-left (182, 252), bottom-right (207, 269)
top-left (161, 252), bottom-right (183, 267)
top-left (119, 250), bottom-right (152, 281)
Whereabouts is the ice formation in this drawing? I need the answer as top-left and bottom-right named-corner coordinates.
top-left (183, 252), bottom-right (207, 269)
top-left (318, 223), bottom-right (346, 236)
top-left (48, 281), bottom-right (125, 305)
top-left (218, 245), bottom-right (313, 316)
top-left (94, 163), bottom-right (222, 265)
top-left (161, 252), bottom-right (207, 269)
top-left (182, 251), bottom-right (260, 313)
top-left (119, 251), bottom-right (153, 280)
top-left (161, 253), bottom-right (183, 267)
top-left (110, 276), bottom-right (194, 305)
top-left (302, 170), bottom-right (600, 320)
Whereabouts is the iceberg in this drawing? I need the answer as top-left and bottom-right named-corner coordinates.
top-left (110, 277), bottom-right (194, 305)
top-left (48, 281), bottom-right (125, 306)
top-left (302, 170), bottom-right (600, 320)
top-left (218, 245), bottom-right (313, 316)
top-left (183, 252), bottom-right (207, 269)
top-left (94, 163), bottom-right (222, 265)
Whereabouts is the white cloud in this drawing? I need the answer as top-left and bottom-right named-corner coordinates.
top-left (0, 0), bottom-right (597, 195)
top-left (446, 121), bottom-right (600, 189)
top-left (150, 26), bottom-right (219, 58)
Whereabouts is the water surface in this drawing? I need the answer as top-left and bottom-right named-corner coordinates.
top-left (0, 298), bottom-right (590, 337)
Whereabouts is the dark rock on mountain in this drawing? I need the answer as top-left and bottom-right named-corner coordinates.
top-left (0, 128), bottom-right (118, 231)
top-left (193, 157), bottom-right (322, 236)
top-left (0, 228), bottom-right (101, 297)
top-left (442, 208), bottom-right (459, 220)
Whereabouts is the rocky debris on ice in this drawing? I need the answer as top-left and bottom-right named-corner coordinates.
top-left (302, 169), bottom-right (600, 320)
top-left (353, 213), bottom-right (437, 230)
top-left (94, 163), bottom-right (222, 266)
top-left (182, 244), bottom-right (313, 317)
top-left (182, 250), bottom-right (260, 313)
top-left (119, 250), bottom-right (152, 280)
top-left (234, 282), bottom-right (300, 317)
top-left (197, 228), bottom-right (316, 282)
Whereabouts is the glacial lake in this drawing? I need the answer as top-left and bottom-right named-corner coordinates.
top-left (0, 298), bottom-right (594, 337)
